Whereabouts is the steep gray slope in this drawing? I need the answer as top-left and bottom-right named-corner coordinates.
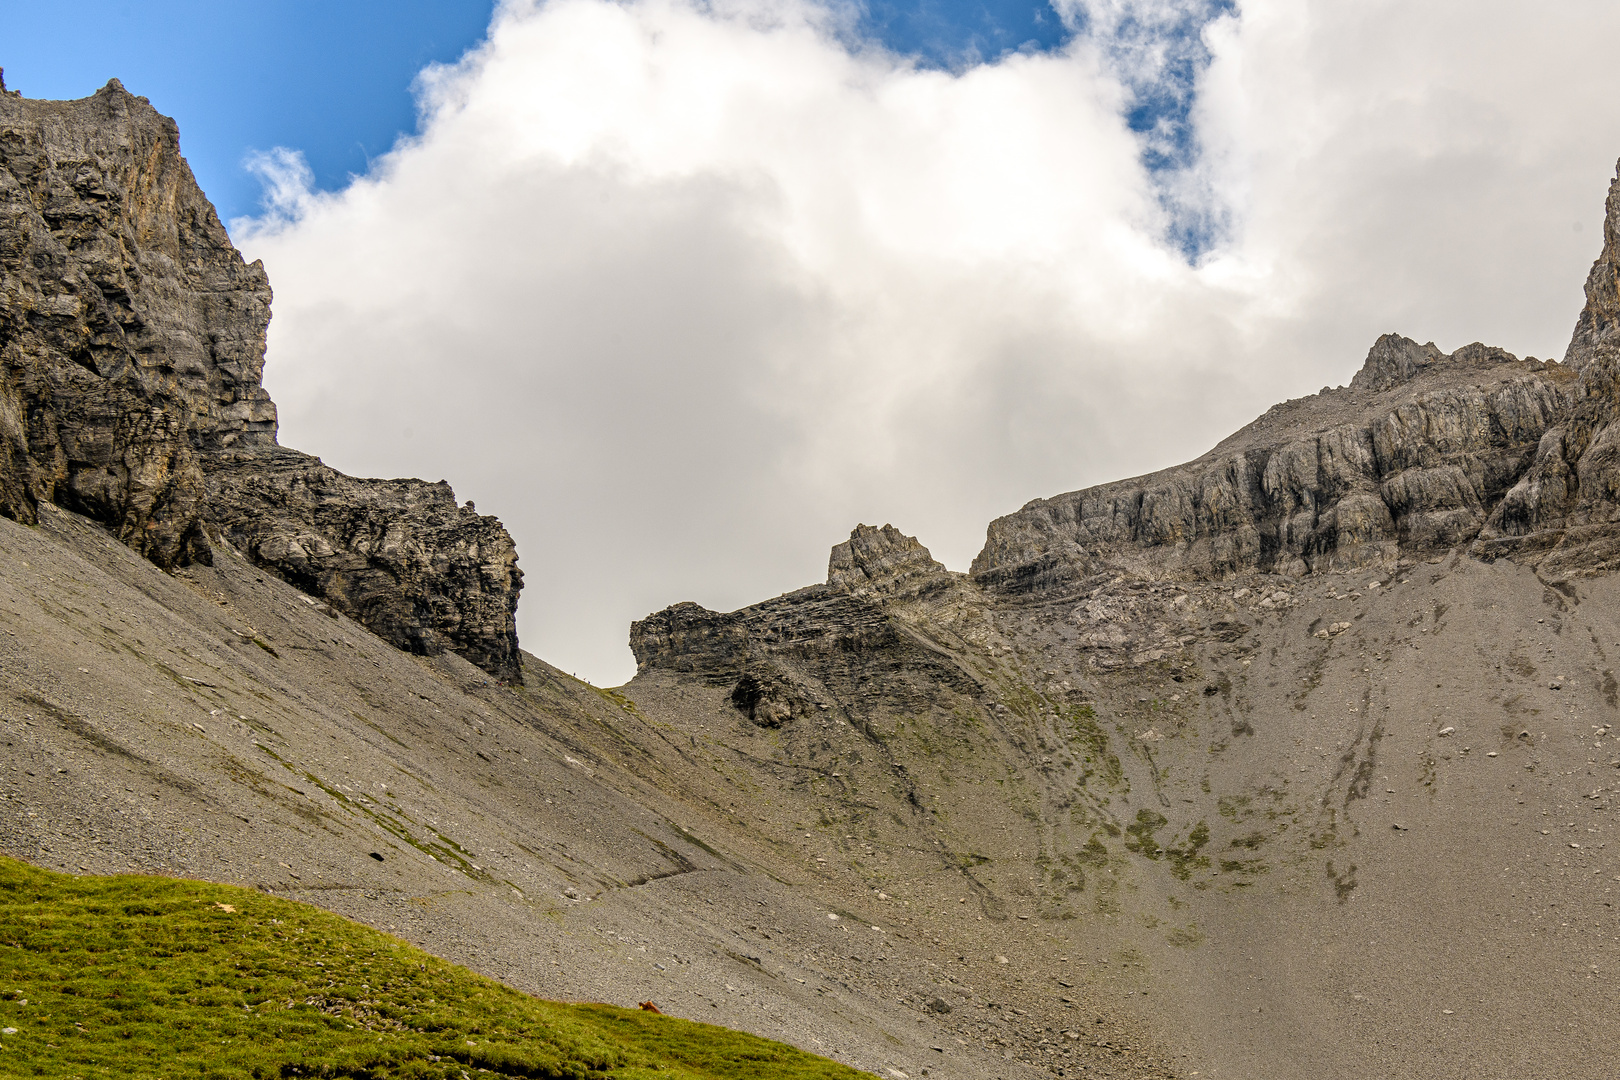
top-left (627, 528), bottom-right (1620, 1080)
top-left (0, 501), bottom-right (1183, 1079)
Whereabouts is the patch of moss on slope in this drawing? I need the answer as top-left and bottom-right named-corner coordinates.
top-left (0, 857), bottom-right (874, 1080)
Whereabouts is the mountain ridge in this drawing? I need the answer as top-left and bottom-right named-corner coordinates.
top-left (4, 81), bottom-right (1620, 1080)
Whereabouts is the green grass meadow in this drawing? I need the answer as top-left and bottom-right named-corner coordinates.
top-left (0, 857), bottom-right (874, 1079)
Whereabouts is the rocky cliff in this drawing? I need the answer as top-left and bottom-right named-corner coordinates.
top-left (967, 158), bottom-right (1620, 596)
top-left (205, 449), bottom-right (522, 680)
top-left (969, 336), bottom-right (1571, 593)
top-left (0, 80), bottom-right (274, 567)
top-left (0, 81), bottom-right (522, 682)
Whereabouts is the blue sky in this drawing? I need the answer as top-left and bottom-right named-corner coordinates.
top-left (8, 1), bottom-right (497, 222)
top-left (861, 0), bottom-right (1068, 64)
top-left (8, 0), bottom-right (1084, 224)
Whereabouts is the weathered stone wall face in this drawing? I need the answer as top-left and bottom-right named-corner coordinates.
top-left (0, 80), bottom-right (274, 567)
top-left (205, 450), bottom-right (524, 682)
top-left (0, 82), bottom-right (524, 682)
top-left (970, 339), bottom-right (1577, 592)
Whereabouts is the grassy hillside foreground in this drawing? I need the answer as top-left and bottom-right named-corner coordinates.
top-left (0, 858), bottom-right (875, 1079)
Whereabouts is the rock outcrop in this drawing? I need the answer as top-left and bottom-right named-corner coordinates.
top-left (0, 81), bottom-right (523, 682)
top-left (1564, 159), bottom-right (1620, 367)
top-left (826, 523), bottom-right (957, 602)
top-left (969, 338), bottom-right (1570, 593)
top-left (205, 449), bottom-right (523, 682)
top-left (630, 576), bottom-right (983, 732)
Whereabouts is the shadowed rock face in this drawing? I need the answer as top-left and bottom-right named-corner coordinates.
top-left (205, 449), bottom-right (523, 682)
top-left (0, 82), bottom-right (523, 682)
top-left (0, 80), bottom-right (274, 567)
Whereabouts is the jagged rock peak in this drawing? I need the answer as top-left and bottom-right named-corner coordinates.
top-left (1348, 334), bottom-right (1444, 392)
top-left (827, 523), bottom-right (953, 601)
top-left (1349, 335), bottom-right (1527, 394)
top-left (1566, 156), bottom-right (1620, 366)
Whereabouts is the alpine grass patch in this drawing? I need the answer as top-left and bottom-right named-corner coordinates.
top-left (0, 857), bottom-right (874, 1079)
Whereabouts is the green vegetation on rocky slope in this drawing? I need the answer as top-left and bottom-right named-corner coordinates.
top-left (0, 858), bottom-right (873, 1080)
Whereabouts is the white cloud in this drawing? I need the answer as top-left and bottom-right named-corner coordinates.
top-left (235, 0), bottom-right (1620, 684)
top-left (241, 147), bottom-right (319, 231)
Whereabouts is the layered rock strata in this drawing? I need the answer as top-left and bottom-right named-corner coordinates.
top-left (970, 336), bottom-right (1571, 593)
top-left (967, 157), bottom-right (1620, 595)
top-left (0, 81), bottom-right (522, 681)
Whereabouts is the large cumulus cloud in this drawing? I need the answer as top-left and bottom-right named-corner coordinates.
top-left (235, 0), bottom-right (1620, 683)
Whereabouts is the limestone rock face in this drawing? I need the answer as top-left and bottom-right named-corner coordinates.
top-left (0, 80), bottom-right (274, 567)
top-left (0, 82), bottom-right (523, 682)
top-left (971, 336), bottom-right (1571, 593)
top-left (1474, 159), bottom-right (1620, 574)
top-left (1564, 158), bottom-right (1620, 367)
top-left (826, 523), bottom-right (955, 601)
top-left (205, 449), bottom-right (523, 683)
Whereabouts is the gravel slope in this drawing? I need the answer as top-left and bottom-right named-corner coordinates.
top-left (0, 503), bottom-right (1178, 1080)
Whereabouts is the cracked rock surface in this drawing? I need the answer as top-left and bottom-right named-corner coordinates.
top-left (0, 81), bottom-right (521, 682)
